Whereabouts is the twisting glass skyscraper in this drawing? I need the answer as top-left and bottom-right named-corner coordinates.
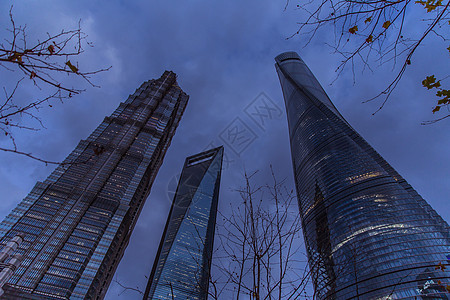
top-left (0, 71), bottom-right (188, 299)
top-left (275, 52), bottom-right (450, 299)
top-left (143, 147), bottom-right (223, 300)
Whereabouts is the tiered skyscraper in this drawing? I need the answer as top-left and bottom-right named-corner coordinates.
top-left (275, 52), bottom-right (450, 299)
top-left (0, 71), bottom-right (188, 299)
top-left (143, 147), bottom-right (223, 300)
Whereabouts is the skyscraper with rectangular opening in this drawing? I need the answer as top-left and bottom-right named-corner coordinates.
top-left (275, 51), bottom-right (450, 299)
top-left (143, 147), bottom-right (223, 300)
top-left (0, 71), bottom-right (188, 299)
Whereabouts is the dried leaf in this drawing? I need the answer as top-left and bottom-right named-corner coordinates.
top-left (436, 89), bottom-right (450, 98)
top-left (65, 60), bottom-right (79, 73)
top-left (364, 17), bottom-right (372, 24)
top-left (436, 90), bottom-right (450, 105)
top-left (436, 262), bottom-right (447, 270)
top-left (366, 35), bottom-right (373, 43)
top-left (349, 25), bottom-right (358, 34)
top-left (30, 71), bottom-right (36, 79)
top-left (48, 44), bottom-right (55, 55)
top-left (432, 106), bottom-right (440, 113)
top-left (416, 0), bottom-right (443, 12)
top-left (8, 52), bottom-right (22, 62)
top-left (382, 21), bottom-right (391, 29)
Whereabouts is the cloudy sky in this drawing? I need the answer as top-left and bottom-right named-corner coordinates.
top-left (0, 1), bottom-right (448, 299)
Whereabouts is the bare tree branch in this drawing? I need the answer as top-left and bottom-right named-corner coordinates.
top-left (290, 0), bottom-right (449, 123)
top-left (0, 6), bottom-right (110, 163)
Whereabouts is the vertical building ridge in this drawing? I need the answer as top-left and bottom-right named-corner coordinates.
top-left (0, 71), bottom-right (188, 299)
top-left (275, 52), bottom-right (450, 299)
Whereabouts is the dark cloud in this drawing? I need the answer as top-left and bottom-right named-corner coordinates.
top-left (0, 1), bottom-right (448, 299)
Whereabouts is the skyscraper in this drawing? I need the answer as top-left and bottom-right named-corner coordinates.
top-left (0, 71), bottom-right (188, 299)
top-left (275, 52), bottom-right (450, 299)
top-left (143, 146), bottom-right (223, 300)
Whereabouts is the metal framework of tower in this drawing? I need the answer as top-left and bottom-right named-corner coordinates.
top-left (0, 71), bottom-right (188, 299)
top-left (143, 147), bottom-right (223, 300)
top-left (275, 51), bottom-right (450, 299)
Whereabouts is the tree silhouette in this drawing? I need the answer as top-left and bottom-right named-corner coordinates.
top-left (0, 6), bottom-right (110, 163)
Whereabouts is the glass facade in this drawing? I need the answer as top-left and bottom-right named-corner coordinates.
top-left (275, 52), bottom-right (450, 299)
top-left (0, 71), bottom-right (189, 299)
top-left (143, 147), bottom-right (223, 300)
